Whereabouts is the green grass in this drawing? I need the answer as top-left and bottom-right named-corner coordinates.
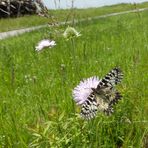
top-left (51, 2), bottom-right (148, 22)
top-left (0, 2), bottom-right (148, 32)
top-left (0, 9), bottom-right (148, 147)
top-left (0, 15), bottom-right (49, 33)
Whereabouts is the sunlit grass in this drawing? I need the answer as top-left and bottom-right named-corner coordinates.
top-left (0, 15), bottom-right (49, 33)
top-left (0, 10), bottom-right (148, 147)
top-left (0, 2), bottom-right (148, 32)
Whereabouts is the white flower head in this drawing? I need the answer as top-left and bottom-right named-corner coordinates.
top-left (72, 76), bottom-right (100, 105)
top-left (35, 39), bottom-right (56, 52)
top-left (63, 26), bottom-right (81, 40)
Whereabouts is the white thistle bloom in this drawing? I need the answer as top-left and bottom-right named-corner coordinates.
top-left (35, 39), bottom-right (56, 51)
top-left (63, 26), bottom-right (81, 40)
top-left (72, 76), bottom-right (100, 105)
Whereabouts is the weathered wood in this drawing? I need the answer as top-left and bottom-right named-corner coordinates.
top-left (0, 0), bottom-right (46, 18)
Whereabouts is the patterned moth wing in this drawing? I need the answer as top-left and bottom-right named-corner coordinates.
top-left (95, 67), bottom-right (123, 115)
top-left (80, 92), bottom-right (98, 120)
top-left (97, 67), bottom-right (123, 89)
top-left (80, 67), bottom-right (123, 119)
top-left (108, 91), bottom-right (122, 108)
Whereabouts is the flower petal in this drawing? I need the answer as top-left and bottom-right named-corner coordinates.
top-left (72, 76), bottom-right (100, 105)
top-left (35, 39), bottom-right (56, 51)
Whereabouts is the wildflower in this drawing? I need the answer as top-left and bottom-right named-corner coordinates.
top-left (72, 76), bottom-right (100, 105)
top-left (24, 75), bottom-right (37, 83)
top-left (63, 26), bottom-right (81, 40)
top-left (35, 39), bottom-right (56, 51)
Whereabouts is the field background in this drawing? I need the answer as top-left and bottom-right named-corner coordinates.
top-left (0, 2), bottom-right (148, 32)
top-left (0, 3), bottom-right (148, 147)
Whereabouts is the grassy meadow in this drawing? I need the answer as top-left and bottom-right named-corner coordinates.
top-left (0, 2), bottom-right (148, 32)
top-left (0, 7), bottom-right (148, 148)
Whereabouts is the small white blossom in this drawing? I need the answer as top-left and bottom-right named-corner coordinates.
top-left (35, 39), bottom-right (56, 51)
top-left (72, 76), bottom-right (100, 105)
top-left (63, 26), bottom-right (81, 40)
top-left (24, 74), bottom-right (37, 83)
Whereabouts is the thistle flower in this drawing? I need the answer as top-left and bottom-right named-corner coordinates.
top-left (63, 26), bottom-right (81, 40)
top-left (35, 39), bottom-right (56, 51)
top-left (72, 76), bottom-right (100, 105)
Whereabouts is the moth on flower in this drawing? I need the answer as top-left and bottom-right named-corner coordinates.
top-left (63, 26), bottom-right (81, 40)
top-left (72, 67), bottom-right (123, 120)
top-left (35, 39), bottom-right (56, 52)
